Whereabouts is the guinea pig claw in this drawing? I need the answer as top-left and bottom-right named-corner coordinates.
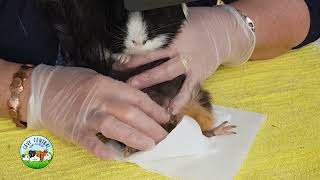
top-left (112, 53), bottom-right (132, 64)
top-left (203, 121), bottom-right (237, 137)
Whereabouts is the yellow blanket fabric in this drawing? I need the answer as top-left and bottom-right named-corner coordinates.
top-left (0, 44), bottom-right (319, 179)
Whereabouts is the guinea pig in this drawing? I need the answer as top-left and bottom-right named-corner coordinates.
top-left (40, 0), bottom-right (236, 157)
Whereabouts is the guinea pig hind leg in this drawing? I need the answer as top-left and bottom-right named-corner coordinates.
top-left (181, 102), bottom-right (237, 137)
top-left (97, 133), bottom-right (138, 157)
top-left (203, 121), bottom-right (237, 137)
top-left (181, 103), bottom-right (236, 137)
top-left (181, 88), bottom-right (237, 137)
top-left (124, 147), bottom-right (139, 157)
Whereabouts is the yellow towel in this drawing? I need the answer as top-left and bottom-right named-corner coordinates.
top-left (1, 44), bottom-right (319, 179)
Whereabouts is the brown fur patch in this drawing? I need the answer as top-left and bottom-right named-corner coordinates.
top-left (179, 98), bottom-right (214, 131)
top-left (172, 85), bottom-right (214, 131)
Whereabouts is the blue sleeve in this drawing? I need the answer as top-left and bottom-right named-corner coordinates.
top-left (0, 0), bottom-right (59, 65)
top-left (294, 0), bottom-right (320, 48)
top-left (187, 0), bottom-right (216, 7)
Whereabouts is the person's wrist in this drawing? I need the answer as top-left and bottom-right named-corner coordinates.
top-left (219, 5), bottom-right (256, 66)
top-left (26, 64), bottom-right (55, 130)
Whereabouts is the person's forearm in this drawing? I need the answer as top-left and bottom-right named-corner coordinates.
top-left (231, 0), bottom-right (310, 59)
top-left (0, 59), bottom-right (30, 122)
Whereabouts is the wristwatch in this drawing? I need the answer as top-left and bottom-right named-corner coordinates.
top-left (235, 8), bottom-right (255, 33)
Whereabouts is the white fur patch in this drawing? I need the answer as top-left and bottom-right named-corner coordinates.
top-left (182, 3), bottom-right (189, 19)
top-left (126, 12), bottom-right (148, 47)
top-left (124, 11), bottom-right (168, 55)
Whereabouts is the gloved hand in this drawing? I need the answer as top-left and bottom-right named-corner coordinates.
top-left (27, 64), bottom-right (170, 159)
top-left (113, 5), bottom-right (255, 115)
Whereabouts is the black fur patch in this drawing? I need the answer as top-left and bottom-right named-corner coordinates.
top-left (39, 0), bottom-right (124, 74)
top-left (143, 5), bottom-right (186, 49)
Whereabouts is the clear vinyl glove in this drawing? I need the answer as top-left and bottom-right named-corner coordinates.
top-left (27, 64), bottom-right (170, 159)
top-left (114, 5), bottom-right (256, 115)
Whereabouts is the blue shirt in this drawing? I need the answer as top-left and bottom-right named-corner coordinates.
top-left (0, 0), bottom-right (58, 65)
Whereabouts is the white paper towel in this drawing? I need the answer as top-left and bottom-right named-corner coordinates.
top-left (107, 105), bottom-right (267, 180)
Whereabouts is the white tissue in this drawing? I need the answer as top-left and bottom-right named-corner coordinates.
top-left (107, 105), bottom-right (267, 180)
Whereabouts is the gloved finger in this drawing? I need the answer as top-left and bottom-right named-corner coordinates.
top-left (169, 77), bottom-right (198, 115)
top-left (113, 48), bottom-right (178, 71)
top-left (105, 101), bottom-right (168, 143)
top-left (96, 114), bottom-right (156, 150)
top-left (119, 85), bottom-right (170, 124)
top-left (98, 77), bottom-right (170, 124)
top-left (126, 56), bottom-right (186, 89)
top-left (80, 135), bottom-right (116, 160)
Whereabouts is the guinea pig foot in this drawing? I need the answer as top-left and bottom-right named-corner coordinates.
top-left (112, 53), bottom-right (131, 64)
top-left (124, 146), bottom-right (139, 157)
top-left (203, 121), bottom-right (237, 137)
